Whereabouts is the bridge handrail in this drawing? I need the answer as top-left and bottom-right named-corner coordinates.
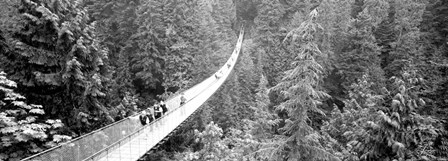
top-left (20, 68), bottom-right (217, 161)
top-left (85, 73), bottom-right (219, 160)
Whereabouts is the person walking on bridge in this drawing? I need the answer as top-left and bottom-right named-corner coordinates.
top-left (180, 93), bottom-right (187, 106)
top-left (154, 103), bottom-right (163, 119)
top-left (146, 107), bottom-right (155, 123)
top-left (215, 70), bottom-right (223, 79)
top-left (139, 111), bottom-right (148, 125)
top-left (160, 100), bottom-right (168, 115)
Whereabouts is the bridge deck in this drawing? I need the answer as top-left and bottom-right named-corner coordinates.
top-left (93, 76), bottom-right (222, 161)
top-left (98, 129), bottom-right (152, 161)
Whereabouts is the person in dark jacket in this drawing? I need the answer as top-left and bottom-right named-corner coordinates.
top-left (215, 71), bottom-right (223, 79)
top-left (160, 101), bottom-right (168, 114)
top-left (154, 104), bottom-right (162, 119)
top-left (139, 111), bottom-right (148, 125)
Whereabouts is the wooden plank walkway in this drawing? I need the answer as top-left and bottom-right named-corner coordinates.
top-left (95, 119), bottom-right (169, 161)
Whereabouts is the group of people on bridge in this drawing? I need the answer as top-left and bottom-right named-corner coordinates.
top-left (139, 100), bottom-right (168, 125)
top-left (137, 58), bottom-right (233, 126)
top-left (139, 93), bottom-right (187, 125)
top-left (137, 63), bottom-right (231, 126)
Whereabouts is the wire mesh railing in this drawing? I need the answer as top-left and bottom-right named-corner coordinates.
top-left (86, 78), bottom-right (219, 161)
top-left (21, 28), bottom-right (244, 161)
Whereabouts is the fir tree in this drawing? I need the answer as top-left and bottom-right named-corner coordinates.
top-left (382, 0), bottom-right (426, 78)
top-left (254, 0), bottom-right (291, 86)
top-left (338, 0), bottom-right (388, 92)
top-left (86, 0), bottom-right (141, 107)
top-left (318, 0), bottom-right (353, 108)
top-left (271, 9), bottom-right (338, 161)
top-left (345, 71), bottom-right (440, 160)
top-left (188, 0), bottom-right (238, 87)
top-left (128, 0), bottom-right (203, 99)
top-left (2, 0), bottom-right (113, 133)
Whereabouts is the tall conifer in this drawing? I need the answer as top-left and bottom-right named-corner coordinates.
top-left (2, 0), bottom-right (113, 132)
top-left (271, 9), bottom-right (337, 161)
top-left (338, 0), bottom-right (388, 91)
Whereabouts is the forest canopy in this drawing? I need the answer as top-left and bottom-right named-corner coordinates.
top-left (1, 0), bottom-right (447, 160)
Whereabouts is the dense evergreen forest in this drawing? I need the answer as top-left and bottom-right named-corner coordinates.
top-left (1, 0), bottom-right (448, 160)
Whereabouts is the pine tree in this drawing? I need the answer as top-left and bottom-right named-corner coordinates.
top-left (382, 0), bottom-right (427, 78)
top-left (1, 0), bottom-right (113, 133)
top-left (127, 0), bottom-right (204, 99)
top-left (209, 0), bottom-right (236, 42)
top-left (254, 0), bottom-right (291, 86)
top-left (241, 74), bottom-right (285, 160)
top-left (317, 0), bottom-right (353, 105)
top-left (187, 0), bottom-right (238, 88)
top-left (271, 9), bottom-right (338, 160)
top-left (345, 71), bottom-right (440, 160)
top-left (374, 0), bottom-right (396, 72)
top-left (188, 0), bottom-right (217, 84)
top-left (321, 75), bottom-right (380, 160)
top-left (317, 0), bottom-right (352, 63)
top-left (251, 75), bottom-right (277, 136)
top-left (86, 0), bottom-right (141, 107)
top-left (234, 44), bottom-right (258, 108)
top-left (337, 0), bottom-right (388, 92)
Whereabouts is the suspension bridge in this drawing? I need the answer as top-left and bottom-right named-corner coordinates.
top-left (21, 29), bottom-right (244, 161)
